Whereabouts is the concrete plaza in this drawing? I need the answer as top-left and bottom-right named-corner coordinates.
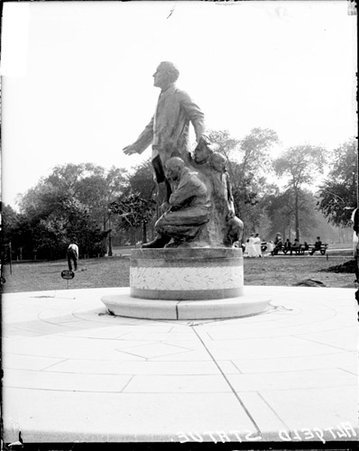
top-left (2, 285), bottom-right (358, 445)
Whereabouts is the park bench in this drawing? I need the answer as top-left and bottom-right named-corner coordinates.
top-left (268, 242), bottom-right (328, 256)
top-left (307, 243), bottom-right (328, 255)
top-left (281, 243), bottom-right (328, 255)
top-left (282, 245), bottom-right (303, 255)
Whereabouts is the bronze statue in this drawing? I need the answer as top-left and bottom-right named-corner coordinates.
top-left (123, 62), bottom-right (244, 249)
top-left (123, 61), bottom-right (205, 201)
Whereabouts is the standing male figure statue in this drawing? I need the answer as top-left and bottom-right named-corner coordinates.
top-left (123, 61), bottom-right (206, 201)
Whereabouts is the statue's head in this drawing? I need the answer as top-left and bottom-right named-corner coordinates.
top-left (153, 61), bottom-right (180, 89)
top-left (209, 152), bottom-right (227, 173)
top-left (165, 156), bottom-right (185, 182)
top-left (193, 136), bottom-right (213, 164)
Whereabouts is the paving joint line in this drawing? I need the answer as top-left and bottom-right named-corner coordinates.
top-left (120, 375), bottom-right (135, 392)
top-left (292, 334), bottom-right (355, 352)
top-left (190, 324), bottom-right (262, 435)
top-left (256, 391), bottom-right (291, 431)
top-left (41, 358), bottom-right (69, 371)
top-left (230, 360), bottom-right (244, 374)
top-left (337, 367), bottom-right (358, 376)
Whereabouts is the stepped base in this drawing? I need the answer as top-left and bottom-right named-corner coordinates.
top-left (101, 288), bottom-right (272, 320)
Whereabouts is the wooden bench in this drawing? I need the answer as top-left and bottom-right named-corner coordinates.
top-left (307, 243), bottom-right (328, 255)
top-left (268, 242), bottom-right (328, 256)
top-left (282, 245), bottom-right (304, 255)
top-left (283, 243), bottom-right (328, 255)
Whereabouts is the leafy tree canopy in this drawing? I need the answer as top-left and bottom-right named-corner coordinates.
top-left (264, 188), bottom-right (319, 240)
top-left (11, 163), bottom-right (127, 259)
top-left (317, 138), bottom-right (358, 226)
top-left (273, 144), bottom-right (327, 240)
top-left (203, 128), bottom-right (279, 234)
top-left (110, 193), bottom-right (156, 230)
top-left (274, 145), bottom-right (327, 189)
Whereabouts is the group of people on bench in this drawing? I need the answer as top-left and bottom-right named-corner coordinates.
top-left (271, 235), bottom-right (323, 255)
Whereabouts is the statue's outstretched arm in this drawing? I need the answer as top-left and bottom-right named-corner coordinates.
top-left (123, 116), bottom-right (154, 155)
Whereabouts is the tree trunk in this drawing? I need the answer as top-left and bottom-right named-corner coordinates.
top-left (108, 215), bottom-right (112, 256)
top-left (9, 242), bottom-right (13, 275)
top-left (295, 188), bottom-right (300, 240)
top-left (142, 221), bottom-right (147, 243)
top-left (108, 232), bottom-right (112, 256)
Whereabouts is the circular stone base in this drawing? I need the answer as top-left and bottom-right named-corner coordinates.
top-left (101, 288), bottom-right (271, 320)
top-left (130, 247), bottom-right (244, 300)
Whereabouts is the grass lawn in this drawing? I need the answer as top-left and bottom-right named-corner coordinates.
top-left (2, 254), bottom-right (355, 293)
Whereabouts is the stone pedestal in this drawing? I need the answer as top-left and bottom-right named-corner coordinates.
top-left (130, 248), bottom-right (243, 300)
top-left (101, 248), bottom-right (272, 320)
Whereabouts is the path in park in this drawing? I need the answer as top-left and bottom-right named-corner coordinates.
top-left (2, 284), bottom-right (358, 445)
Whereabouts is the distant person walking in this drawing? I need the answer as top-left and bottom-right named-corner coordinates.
top-left (67, 241), bottom-right (79, 271)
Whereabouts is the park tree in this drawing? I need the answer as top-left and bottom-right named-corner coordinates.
top-left (207, 127), bottom-right (278, 177)
top-left (274, 145), bottom-right (327, 240)
top-left (19, 190), bottom-right (108, 259)
top-left (75, 164), bottom-right (127, 255)
top-left (110, 193), bottom-right (156, 244)
top-left (263, 189), bottom-right (295, 239)
top-left (110, 159), bottom-right (159, 244)
top-left (207, 128), bottom-right (279, 234)
top-left (126, 159), bottom-right (157, 202)
top-left (238, 127), bottom-right (279, 175)
top-left (207, 130), bottom-right (240, 162)
top-left (2, 204), bottom-right (19, 243)
top-left (1, 204), bottom-right (33, 261)
top-left (264, 189), bottom-right (320, 242)
top-left (317, 138), bottom-right (358, 227)
top-left (16, 163), bottom-right (127, 259)
top-left (45, 163), bottom-right (127, 228)
top-left (231, 128), bottom-right (279, 234)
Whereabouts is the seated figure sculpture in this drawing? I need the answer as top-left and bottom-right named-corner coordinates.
top-left (142, 157), bottom-right (211, 248)
top-left (208, 152), bottom-right (244, 246)
top-left (189, 139), bottom-right (244, 247)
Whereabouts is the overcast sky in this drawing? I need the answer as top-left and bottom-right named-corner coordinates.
top-left (1, 1), bottom-right (357, 209)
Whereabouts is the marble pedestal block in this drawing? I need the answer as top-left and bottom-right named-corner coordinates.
top-left (101, 248), bottom-right (272, 320)
top-left (130, 248), bottom-right (243, 300)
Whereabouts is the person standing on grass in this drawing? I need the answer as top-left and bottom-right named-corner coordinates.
top-left (253, 233), bottom-right (262, 257)
top-left (246, 234), bottom-right (257, 258)
top-left (67, 240), bottom-right (79, 272)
